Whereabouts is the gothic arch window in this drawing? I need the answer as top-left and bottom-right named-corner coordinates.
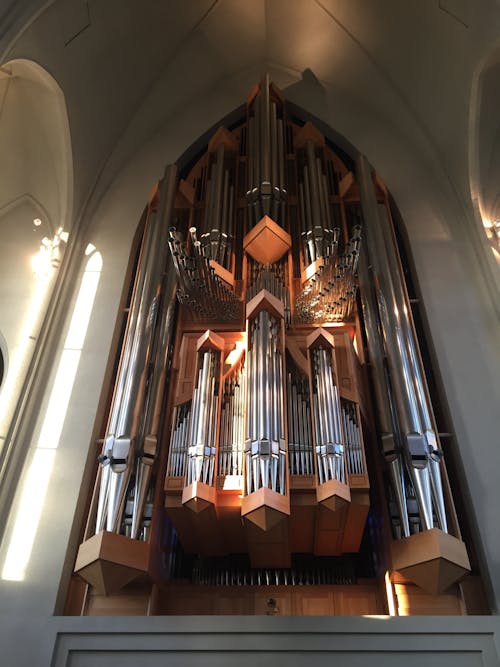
top-left (0, 59), bottom-right (73, 549)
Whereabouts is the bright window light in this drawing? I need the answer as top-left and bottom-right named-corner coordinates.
top-left (2, 250), bottom-right (102, 581)
top-left (2, 449), bottom-right (55, 581)
top-left (0, 271), bottom-right (54, 436)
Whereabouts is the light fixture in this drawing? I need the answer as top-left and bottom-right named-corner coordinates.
top-left (31, 228), bottom-right (67, 276)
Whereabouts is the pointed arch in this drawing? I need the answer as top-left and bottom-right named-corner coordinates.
top-left (0, 57), bottom-right (73, 547)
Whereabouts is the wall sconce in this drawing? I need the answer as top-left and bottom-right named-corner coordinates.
top-left (31, 227), bottom-right (66, 276)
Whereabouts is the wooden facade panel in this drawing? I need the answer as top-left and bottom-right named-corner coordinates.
top-left (394, 583), bottom-right (464, 616)
top-left (335, 585), bottom-right (383, 615)
top-left (153, 583), bottom-right (383, 617)
top-left (294, 590), bottom-right (334, 615)
top-left (173, 334), bottom-right (199, 405)
top-left (85, 582), bottom-right (151, 616)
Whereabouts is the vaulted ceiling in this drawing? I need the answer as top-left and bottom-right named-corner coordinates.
top-left (1, 0), bottom-right (500, 233)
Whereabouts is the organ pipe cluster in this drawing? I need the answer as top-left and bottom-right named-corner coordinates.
top-left (186, 349), bottom-right (220, 487)
top-left (310, 347), bottom-right (346, 485)
top-left (296, 225), bottom-right (362, 322)
top-left (286, 363), bottom-right (314, 476)
top-left (218, 357), bottom-right (246, 477)
top-left (95, 165), bottom-right (178, 541)
top-left (197, 143), bottom-right (234, 270)
top-left (298, 140), bottom-right (342, 264)
top-left (342, 401), bottom-right (364, 475)
top-left (168, 227), bottom-right (238, 320)
top-left (246, 258), bottom-right (291, 326)
top-left (246, 74), bottom-right (287, 225)
top-left (245, 309), bottom-right (286, 495)
top-left (166, 403), bottom-right (190, 478)
top-left (356, 155), bottom-right (448, 538)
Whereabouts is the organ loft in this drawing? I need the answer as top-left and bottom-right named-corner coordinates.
top-left (70, 76), bottom-right (474, 616)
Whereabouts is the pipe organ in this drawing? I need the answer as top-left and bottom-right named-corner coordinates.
top-left (74, 76), bottom-right (471, 612)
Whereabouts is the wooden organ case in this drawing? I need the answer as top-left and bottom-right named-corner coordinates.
top-left (70, 77), bottom-right (481, 617)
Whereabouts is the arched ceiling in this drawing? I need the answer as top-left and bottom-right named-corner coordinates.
top-left (2, 0), bottom-right (500, 234)
top-left (0, 59), bottom-right (71, 230)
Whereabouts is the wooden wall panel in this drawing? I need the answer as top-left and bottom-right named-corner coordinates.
top-left (294, 590), bottom-right (334, 615)
top-left (154, 582), bottom-right (384, 616)
top-left (335, 585), bottom-right (384, 615)
top-left (394, 583), bottom-right (464, 616)
top-left (85, 582), bottom-right (152, 616)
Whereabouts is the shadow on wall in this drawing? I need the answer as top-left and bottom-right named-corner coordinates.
top-left (284, 68), bottom-right (329, 120)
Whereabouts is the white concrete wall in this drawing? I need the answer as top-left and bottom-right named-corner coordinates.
top-left (50, 617), bottom-right (500, 667)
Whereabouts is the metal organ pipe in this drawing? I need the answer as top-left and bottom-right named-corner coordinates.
top-left (295, 226), bottom-right (360, 323)
top-left (356, 154), bottom-right (447, 534)
top-left (311, 347), bottom-right (346, 485)
top-left (166, 140), bottom-right (239, 319)
top-left (219, 358), bottom-right (246, 477)
top-left (167, 404), bottom-right (190, 478)
top-left (246, 74), bottom-right (287, 226)
top-left (199, 143), bottom-right (233, 270)
top-left (245, 309), bottom-right (286, 494)
top-left (376, 202), bottom-right (448, 533)
top-left (342, 401), bottom-right (364, 476)
top-left (294, 134), bottom-right (362, 323)
top-left (357, 248), bottom-right (410, 537)
top-left (129, 221), bottom-right (179, 539)
top-left (168, 228), bottom-right (238, 320)
top-left (96, 164), bottom-right (178, 536)
top-left (186, 349), bottom-right (220, 487)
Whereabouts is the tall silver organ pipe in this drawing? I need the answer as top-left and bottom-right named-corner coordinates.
top-left (129, 208), bottom-right (179, 539)
top-left (310, 347), bottom-right (346, 485)
top-left (356, 154), bottom-right (447, 533)
top-left (186, 349), bottom-right (220, 487)
top-left (246, 74), bottom-right (287, 225)
top-left (96, 164), bottom-right (178, 536)
top-left (245, 309), bottom-right (286, 494)
top-left (357, 248), bottom-right (410, 537)
top-left (376, 202), bottom-right (447, 533)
